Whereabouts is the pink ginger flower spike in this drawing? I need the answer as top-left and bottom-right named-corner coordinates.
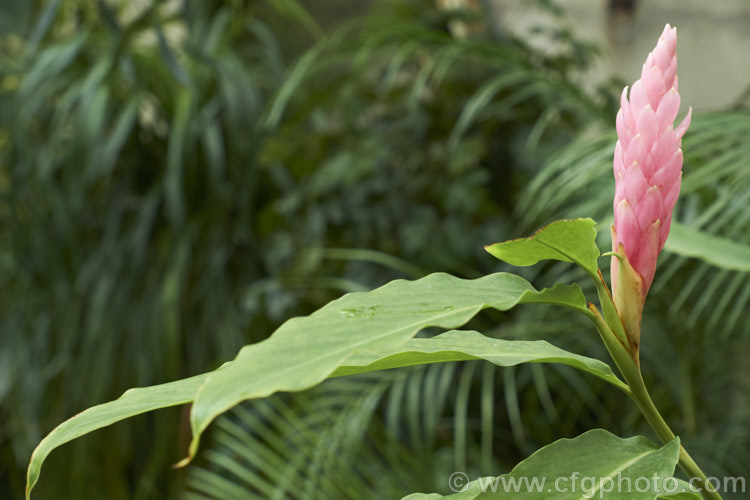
top-left (611, 24), bottom-right (691, 345)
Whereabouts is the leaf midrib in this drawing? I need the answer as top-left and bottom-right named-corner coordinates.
top-left (585, 448), bottom-right (654, 499)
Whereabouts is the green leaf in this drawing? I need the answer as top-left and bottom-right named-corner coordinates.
top-left (264, 41), bottom-right (325, 129)
top-left (665, 221), bottom-right (750, 272)
top-left (449, 71), bottom-right (531, 145)
top-left (403, 487), bottom-right (481, 500)
top-left (484, 219), bottom-right (630, 347)
top-left (165, 89), bottom-right (192, 226)
top-left (26, 372), bottom-right (210, 499)
top-left (267, 0), bottom-right (323, 39)
top-left (597, 218), bottom-right (750, 273)
top-left (654, 478), bottom-right (702, 499)
top-left (658, 495), bottom-right (701, 500)
top-left (485, 219), bottom-right (600, 276)
top-left (658, 489), bottom-right (702, 500)
top-left (333, 330), bottom-right (626, 391)
top-left (183, 274), bottom-right (589, 465)
top-left (516, 281), bottom-right (590, 314)
top-left (26, 274), bottom-right (590, 496)
top-left (403, 429), bottom-right (681, 499)
top-left (32, 327), bottom-right (625, 500)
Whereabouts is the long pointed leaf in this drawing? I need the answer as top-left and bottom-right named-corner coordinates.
top-left (27, 274), bottom-right (592, 496)
top-left (333, 330), bottom-right (626, 391)
top-left (26, 373), bottom-right (208, 499)
top-left (183, 274), bottom-right (588, 465)
top-left (665, 222), bottom-right (750, 272)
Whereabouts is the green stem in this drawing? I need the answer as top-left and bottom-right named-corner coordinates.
top-left (587, 306), bottom-right (722, 500)
top-left (625, 371), bottom-right (723, 500)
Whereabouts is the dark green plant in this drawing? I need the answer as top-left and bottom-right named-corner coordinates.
top-left (1, 1), bottom-right (609, 499)
top-left (180, 110), bottom-right (750, 499)
top-left (181, 20), bottom-right (750, 500)
top-left (1, 1), bottom-right (316, 498)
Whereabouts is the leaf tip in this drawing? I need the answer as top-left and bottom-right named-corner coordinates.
top-left (173, 434), bottom-right (201, 469)
top-left (172, 454), bottom-right (193, 469)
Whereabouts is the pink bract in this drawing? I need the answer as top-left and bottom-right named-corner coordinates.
top-left (612, 24), bottom-right (692, 299)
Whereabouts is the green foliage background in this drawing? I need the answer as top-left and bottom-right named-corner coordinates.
top-left (1, 1), bottom-right (747, 499)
